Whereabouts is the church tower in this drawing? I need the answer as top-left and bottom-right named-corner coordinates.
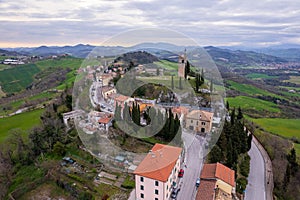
top-left (178, 49), bottom-right (186, 78)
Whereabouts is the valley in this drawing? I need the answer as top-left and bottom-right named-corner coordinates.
top-left (0, 44), bottom-right (299, 200)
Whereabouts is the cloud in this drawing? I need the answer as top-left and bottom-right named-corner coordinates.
top-left (1, 0), bottom-right (300, 47)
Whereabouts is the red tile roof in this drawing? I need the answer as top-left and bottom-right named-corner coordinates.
top-left (196, 179), bottom-right (217, 200)
top-left (134, 143), bottom-right (182, 182)
top-left (200, 163), bottom-right (235, 187)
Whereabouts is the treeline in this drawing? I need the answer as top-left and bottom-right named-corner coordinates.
top-left (208, 105), bottom-right (252, 194)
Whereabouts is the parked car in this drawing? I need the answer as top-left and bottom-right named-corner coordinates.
top-left (171, 188), bottom-right (180, 199)
top-left (196, 177), bottom-right (200, 187)
top-left (178, 169), bottom-right (184, 177)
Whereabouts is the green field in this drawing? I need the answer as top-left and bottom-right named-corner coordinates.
top-left (0, 109), bottom-right (44, 143)
top-left (246, 73), bottom-right (278, 79)
top-left (226, 96), bottom-right (280, 113)
top-left (252, 118), bottom-right (300, 139)
top-left (35, 57), bottom-right (83, 70)
top-left (227, 80), bottom-right (276, 97)
top-left (0, 64), bottom-right (40, 93)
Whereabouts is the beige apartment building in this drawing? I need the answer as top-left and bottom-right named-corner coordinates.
top-left (134, 144), bottom-right (183, 200)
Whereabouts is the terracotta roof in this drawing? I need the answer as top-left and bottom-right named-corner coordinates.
top-left (98, 113), bottom-right (113, 124)
top-left (172, 106), bottom-right (189, 116)
top-left (115, 95), bottom-right (131, 103)
top-left (186, 110), bottom-right (213, 122)
top-left (98, 117), bottom-right (111, 124)
top-left (134, 143), bottom-right (182, 182)
top-left (196, 179), bottom-right (216, 200)
top-left (200, 163), bottom-right (235, 187)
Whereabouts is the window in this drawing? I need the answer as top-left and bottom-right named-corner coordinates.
top-left (155, 198), bottom-right (158, 200)
top-left (191, 120), bottom-right (193, 123)
top-left (140, 185), bottom-right (144, 190)
top-left (140, 177), bottom-right (144, 182)
top-left (155, 181), bottom-right (159, 186)
top-left (202, 122), bottom-right (206, 125)
top-left (141, 193), bottom-right (144, 198)
top-left (167, 185), bottom-right (168, 190)
top-left (155, 189), bottom-right (159, 195)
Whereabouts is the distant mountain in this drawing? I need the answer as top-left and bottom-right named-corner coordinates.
top-left (204, 46), bottom-right (288, 67)
top-left (2, 43), bottom-right (292, 66)
top-left (4, 44), bottom-right (96, 58)
top-left (252, 48), bottom-right (300, 62)
top-left (0, 48), bottom-right (25, 56)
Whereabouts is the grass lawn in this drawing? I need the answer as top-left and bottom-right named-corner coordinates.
top-left (227, 80), bottom-right (277, 97)
top-left (226, 96), bottom-right (280, 113)
top-left (154, 60), bottom-right (178, 71)
top-left (137, 76), bottom-right (194, 94)
top-left (0, 109), bottom-right (44, 143)
top-left (252, 118), bottom-right (300, 139)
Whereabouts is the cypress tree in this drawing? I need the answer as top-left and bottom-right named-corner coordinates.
top-left (237, 106), bottom-right (243, 120)
top-left (247, 132), bottom-right (253, 151)
top-left (186, 60), bottom-right (190, 74)
top-left (171, 75), bottom-right (174, 90)
top-left (226, 138), bottom-right (233, 168)
top-left (230, 108), bottom-right (236, 125)
top-left (179, 77), bottom-right (182, 89)
top-left (201, 68), bottom-right (204, 82)
top-left (226, 101), bottom-right (230, 110)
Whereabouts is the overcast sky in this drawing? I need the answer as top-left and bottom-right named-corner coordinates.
top-left (1, 0), bottom-right (300, 47)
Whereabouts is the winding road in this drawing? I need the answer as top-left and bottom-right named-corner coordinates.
top-left (244, 139), bottom-right (266, 200)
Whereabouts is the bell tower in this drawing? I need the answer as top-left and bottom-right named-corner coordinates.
top-left (178, 49), bottom-right (186, 78)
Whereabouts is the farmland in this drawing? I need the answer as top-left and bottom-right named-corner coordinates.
top-left (246, 73), bottom-right (278, 79)
top-left (226, 96), bottom-right (280, 113)
top-left (252, 118), bottom-right (300, 140)
top-left (284, 76), bottom-right (300, 85)
top-left (227, 80), bottom-right (276, 97)
top-left (0, 109), bottom-right (44, 143)
top-left (35, 57), bottom-right (83, 70)
top-left (0, 64), bottom-right (40, 93)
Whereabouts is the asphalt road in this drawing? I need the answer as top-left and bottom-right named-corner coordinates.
top-left (244, 140), bottom-right (266, 200)
top-left (176, 130), bottom-right (204, 200)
